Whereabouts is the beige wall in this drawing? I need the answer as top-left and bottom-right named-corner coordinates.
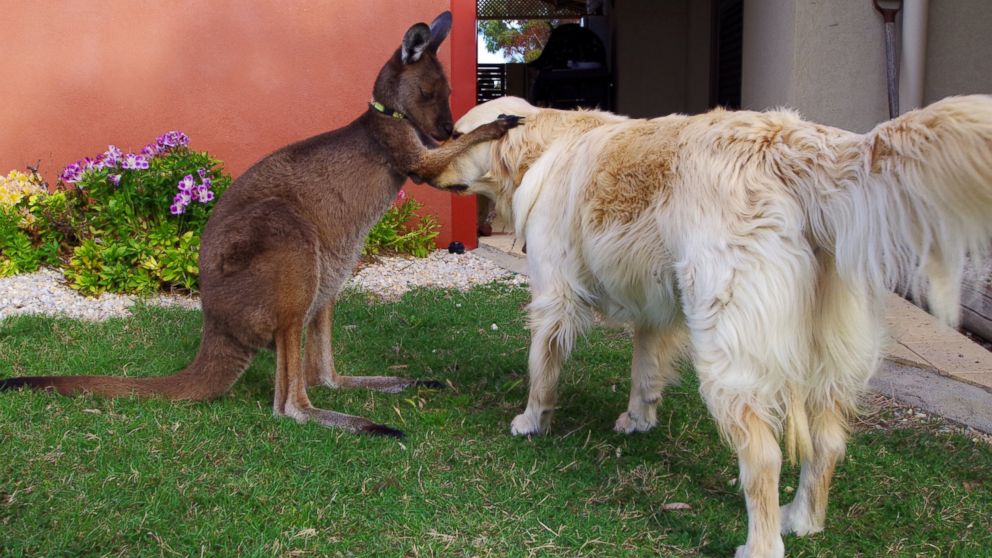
top-left (741, 0), bottom-right (797, 113)
top-left (743, 0), bottom-right (992, 132)
top-left (925, 0), bottom-right (992, 102)
top-left (743, 0), bottom-right (888, 132)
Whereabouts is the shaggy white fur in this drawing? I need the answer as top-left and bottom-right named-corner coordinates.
top-left (432, 95), bottom-right (992, 558)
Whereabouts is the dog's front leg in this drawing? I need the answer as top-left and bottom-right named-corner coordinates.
top-left (510, 295), bottom-right (578, 436)
top-left (615, 324), bottom-right (686, 434)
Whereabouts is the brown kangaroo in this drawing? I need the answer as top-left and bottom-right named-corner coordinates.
top-left (0, 11), bottom-right (519, 437)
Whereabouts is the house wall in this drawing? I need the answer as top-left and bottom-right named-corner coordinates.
top-left (742, 0), bottom-right (992, 132)
top-left (1, 0), bottom-right (477, 248)
top-left (924, 0), bottom-right (992, 102)
top-left (612, 0), bottom-right (712, 118)
top-left (743, 0), bottom-right (888, 132)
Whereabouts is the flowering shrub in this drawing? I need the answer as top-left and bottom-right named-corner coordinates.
top-left (5, 137), bottom-right (441, 293)
top-left (364, 189), bottom-right (440, 258)
top-left (0, 169), bottom-right (47, 206)
top-left (58, 131), bottom-right (231, 295)
top-left (0, 169), bottom-right (81, 277)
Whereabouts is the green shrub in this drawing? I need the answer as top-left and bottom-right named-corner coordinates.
top-left (364, 190), bottom-right (440, 258)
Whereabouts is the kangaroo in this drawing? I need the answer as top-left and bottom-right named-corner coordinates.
top-left (0, 11), bottom-right (520, 437)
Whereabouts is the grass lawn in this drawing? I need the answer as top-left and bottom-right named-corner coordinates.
top-left (2, 284), bottom-right (991, 557)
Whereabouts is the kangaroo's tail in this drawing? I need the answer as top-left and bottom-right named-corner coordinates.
top-left (1, 323), bottom-right (254, 400)
top-left (811, 94), bottom-right (992, 326)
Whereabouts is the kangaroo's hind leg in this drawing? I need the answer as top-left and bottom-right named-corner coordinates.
top-left (235, 200), bottom-right (402, 436)
top-left (278, 314), bottom-right (404, 437)
top-left (303, 302), bottom-right (444, 392)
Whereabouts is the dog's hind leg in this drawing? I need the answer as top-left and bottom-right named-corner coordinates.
top-left (683, 248), bottom-right (811, 556)
top-left (615, 324), bottom-right (686, 434)
top-left (780, 401), bottom-right (847, 536)
top-left (696, 359), bottom-right (785, 558)
top-left (726, 403), bottom-right (785, 558)
top-left (304, 302), bottom-right (443, 393)
top-left (782, 261), bottom-right (882, 536)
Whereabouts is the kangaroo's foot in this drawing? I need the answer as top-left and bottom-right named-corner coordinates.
top-left (328, 375), bottom-right (445, 394)
top-left (279, 403), bottom-right (404, 438)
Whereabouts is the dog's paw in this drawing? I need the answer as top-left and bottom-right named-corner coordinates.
top-left (614, 411), bottom-right (657, 434)
top-left (780, 502), bottom-right (823, 537)
top-left (510, 412), bottom-right (544, 436)
top-left (734, 538), bottom-right (785, 558)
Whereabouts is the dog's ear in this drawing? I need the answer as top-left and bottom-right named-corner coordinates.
top-left (401, 22), bottom-right (432, 64)
top-left (428, 11), bottom-right (452, 53)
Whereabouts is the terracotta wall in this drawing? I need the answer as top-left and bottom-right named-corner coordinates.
top-left (2, 0), bottom-right (476, 248)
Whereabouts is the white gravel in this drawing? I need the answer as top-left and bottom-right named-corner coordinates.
top-left (350, 250), bottom-right (526, 300)
top-left (0, 250), bottom-right (526, 322)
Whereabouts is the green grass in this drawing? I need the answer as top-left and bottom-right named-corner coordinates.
top-left (1, 284), bottom-right (990, 557)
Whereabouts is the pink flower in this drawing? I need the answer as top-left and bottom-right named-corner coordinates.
top-left (60, 163), bottom-right (83, 184)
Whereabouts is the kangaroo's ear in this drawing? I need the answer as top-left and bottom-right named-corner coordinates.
top-left (401, 22), bottom-right (432, 64)
top-left (428, 11), bottom-right (452, 52)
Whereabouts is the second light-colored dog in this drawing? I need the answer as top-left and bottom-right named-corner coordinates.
top-left (433, 95), bottom-right (992, 557)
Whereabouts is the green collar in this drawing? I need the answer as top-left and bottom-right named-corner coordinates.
top-left (369, 99), bottom-right (406, 120)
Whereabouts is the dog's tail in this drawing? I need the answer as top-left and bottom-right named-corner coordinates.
top-left (809, 94), bottom-right (992, 326)
top-left (1, 323), bottom-right (253, 400)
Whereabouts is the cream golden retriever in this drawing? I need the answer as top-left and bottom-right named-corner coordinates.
top-left (432, 95), bottom-right (992, 557)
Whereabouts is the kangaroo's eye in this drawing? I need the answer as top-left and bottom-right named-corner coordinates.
top-left (419, 87), bottom-right (433, 101)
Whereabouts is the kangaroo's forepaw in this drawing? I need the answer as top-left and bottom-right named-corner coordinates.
top-left (496, 114), bottom-right (525, 129)
top-left (614, 410), bottom-right (657, 434)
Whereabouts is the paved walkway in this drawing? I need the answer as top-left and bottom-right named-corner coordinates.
top-left (475, 233), bottom-right (992, 433)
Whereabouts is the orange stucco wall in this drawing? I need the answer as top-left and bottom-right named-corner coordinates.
top-left (2, 0), bottom-right (476, 248)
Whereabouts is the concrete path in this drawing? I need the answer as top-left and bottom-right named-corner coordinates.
top-left (475, 233), bottom-right (992, 434)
